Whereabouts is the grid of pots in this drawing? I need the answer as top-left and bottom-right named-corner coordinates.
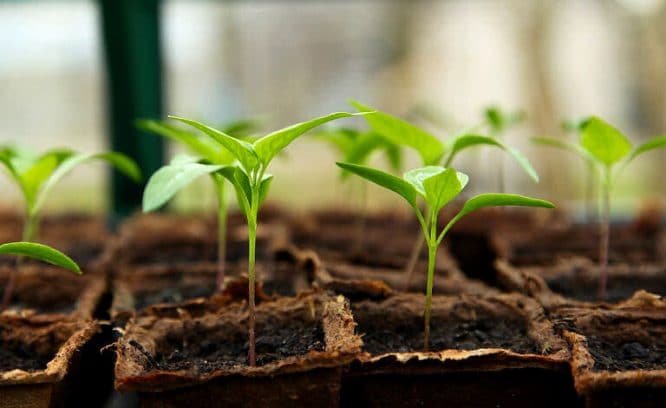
top-left (0, 207), bottom-right (664, 408)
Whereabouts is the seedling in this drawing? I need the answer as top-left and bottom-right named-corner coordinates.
top-left (484, 106), bottom-right (526, 192)
top-left (0, 147), bottom-right (140, 308)
top-left (0, 241), bottom-right (81, 311)
top-left (337, 162), bottom-right (554, 350)
top-left (531, 116), bottom-right (666, 298)
top-left (350, 101), bottom-right (539, 283)
top-left (146, 111), bottom-right (366, 365)
top-left (139, 118), bottom-right (262, 291)
top-left (340, 163), bottom-right (553, 347)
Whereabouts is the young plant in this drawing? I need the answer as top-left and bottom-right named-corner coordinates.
top-left (0, 147), bottom-right (140, 308)
top-left (139, 118), bottom-right (262, 291)
top-left (146, 111), bottom-right (367, 366)
top-left (484, 106), bottom-right (526, 192)
top-left (337, 162), bottom-right (554, 350)
top-left (0, 241), bottom-right (81, 311)
top-left (531, 116), bottom-right (666, 298)
top-left (350, 101), bottom-right (539, 283)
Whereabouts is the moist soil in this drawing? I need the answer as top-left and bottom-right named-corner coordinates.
top-left (136, 320), bottom-right (324, 372)
top-left (0, 340), bottom-right (50, 372)
top-left (585, 335), bottom-right (666, 372)
top-left (133, 285), bottom-right (215, 311)
top-left (547, 274), bottom-right (666, 303)
top-left (353, 304), bottom-right (539, 355)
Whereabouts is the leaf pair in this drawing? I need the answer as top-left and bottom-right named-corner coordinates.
top-left (350, 101), bottom-right (538, 182)
top-left (0, 147), bottom-right (141, 217)
top-left (484, 106), bottom-right (525, 135)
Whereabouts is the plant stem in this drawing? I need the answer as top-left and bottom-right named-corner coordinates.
top-left (247, 182), bottom-right (260, 367)
top-left (598, 171), bottom-right (611, 299)
top-left (585, 162), bottom-right (596, 223)
top-left (1, 213), bottom-right (37, 311)
top-left (215, 179), bottom-right (227, 293)
top-left (423, 211), bottom-right (437, 351)
top-left (404, 207), bottom-right (430, 290)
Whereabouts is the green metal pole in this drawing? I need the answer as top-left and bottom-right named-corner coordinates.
top-left (98, 0), bottom-right (164, 219)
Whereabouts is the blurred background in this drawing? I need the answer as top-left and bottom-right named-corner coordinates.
top-left (0, 0), bottom-right (665, 217)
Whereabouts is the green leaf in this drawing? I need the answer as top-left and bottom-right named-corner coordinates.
top-left (0, 147), bottom-right (20, 180)
top-left (31, 152), bottom-right (141, 216)
top-left (258, 174), bottom-right (273, 206)
top-left (220, 117), bottom-right (264, 138)
top-left (422, 168), bottom-right (468, 213)
top-left (0, 242), bottom-right (80, 275)
top-left (458, 193), bottom-right (555, 220)
top-left (170, 116), bottom-right (259, 171)
top-left (384, 142), bottom-right (403, 172)
top-left (142, 162), bottom-right (225, 212)
top-left (336, 162), bottom-right (417, 207)
top-left (580, 117), bottom-right (632, 166)
top-left (446, 134), bottom-right (539, 182)
top-left (216, 166), bottom-right (252, 217)
top-left (254, 112), bottom-right (364, 165)
top-left (169, 154), bottom-right (201, 165)
top-left (404, 166), bottom-right (446, 197)
top-left (626, 135), bottom-right (666, 164)
top-left (313, 127), bottom-right (358, 157)
top-left (350, 101), bottom-right (445, 165)
top-left (137, 119), bottom-right (228, 163)
top-left (531, 136), bottom-right (594, 163)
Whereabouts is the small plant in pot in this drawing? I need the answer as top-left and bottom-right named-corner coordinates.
top-left (144, 110), bottom-right (367, 366)
top-left (336, 162), bottom-right (554, 348)
top-left (531, 116), bottom-right (666, 298)
top-left (0, 147), bottom-right (140, 310)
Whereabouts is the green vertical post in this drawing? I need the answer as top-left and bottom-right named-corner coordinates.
top-left (98, 0), bottom-right (164, 218)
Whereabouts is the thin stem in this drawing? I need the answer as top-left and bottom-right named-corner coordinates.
top-left (585, 162), bottom-right (596, 223)
top-left (424, 211), bottom-right (437, 351)
top-left (247, 180), bottom-right (260, 367)
top-left (598, 168), bottom-right (611, 299)
top-left (23, 212), bottom-right (39, 243)
top-left (215, 179), bottom-right (227, 293)
top-left (404, 205), bottom-right (430, 290)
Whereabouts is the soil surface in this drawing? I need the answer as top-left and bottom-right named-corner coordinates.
top-left (141, 320), bottom-right (324, 371)
top-left (134, 286), bottom-right (215, 311)
top-left (354, 305), bottom-right (538, 355)
top-left (0, 342), bottom-right (50, 372)
top-left (547, 275), bottom-right (666, 303)
top-left (586, 335), bottom-right (666, 372)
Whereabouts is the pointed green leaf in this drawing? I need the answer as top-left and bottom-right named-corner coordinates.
top-left (458, 193), bottom-right (554, 220)
top-left (31, 152), bottom-right (141, 216)
top-left (142, 162), bottom-right (225, 212)
top-left (384, 142), bottom-right (403, 173)
top-left (254, 112), bottom-right (364, 165)
top-left (137, 119), bottom-right (228, 163)
top-left (531, 136), bottom-right (594, 163)
top-left (216, 166), bottom-right (252, 218)
top-left (350, 101), bottom-right (445, 165)
top-left (169, 154), bottom-right (201, 165)
top-left (626, 135), bottom-right (666, 164)
top-left (336, 162), bottom-right (417, 207)
top-left (0, 242), bottom-right (80, 275)
top-left (580, 117), bottom-right (631, 166)
top-left (0, 147), bottom-right (20, 180)
top-left (404, 166), bottom-right (446, 197)
top-left (170, 116), bottom-right (259, 171)
top-left (422, 168), bottom-right (468, 213)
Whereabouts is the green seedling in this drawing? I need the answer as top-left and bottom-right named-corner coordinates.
top-left (0, 147), bottom-right (140, 308)
top-left (0, 241), bottom-right (81, 311)
top-left (337, 162), bottom-right (554, 350)
top-left (532, 116), bottom-right (666, 298)
top-left (146, 111), bottom-right (367, 366)
top-left (484, 106), bottom-right (526, 192)
top-left (139, 118), bottom-right (262, 291)
top-left (350, 101), bottom-right (539, 284)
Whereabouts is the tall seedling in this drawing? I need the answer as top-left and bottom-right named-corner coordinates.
top-left (139, 118), bottom-right (262, 291)
top-left (147, 111), bottom-right (367, 365)
top-left (337, 162), bottom-right (554, 349)
top-left (0, 241), bottom-right (81, 311)
top-left (531, 116), bottom-right (666, 298)
top-left (484, 106), bottom-right (526, 192)
top-left (349, 102), bottom-right (539, 283)
top-left (0, 147), bottom-right (140, 308)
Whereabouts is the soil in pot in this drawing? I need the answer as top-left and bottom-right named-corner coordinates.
top-left (114, 293), bottom-right (362, 407)
top-left (341, 292), bottom-right (580, 408)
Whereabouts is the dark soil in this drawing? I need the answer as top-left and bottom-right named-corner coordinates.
top-left (447, 231), bottom-right (499, 285)
top-left (547, 274), bottom-right (666, 303)
top-left (143, 320), bottom-right (324, 371)
top-left (0, 342), bottom-right (50, 372)
top-left (586, 335), bottom-right (666, 372)
top-left (353, 304), bottom-right (539, 355)
top-left (134, 285), bottom-right (215, 311)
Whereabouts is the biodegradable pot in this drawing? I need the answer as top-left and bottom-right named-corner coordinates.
top-left (114, 292), bottom-right (363, 407)
top-left (111, 248), bottom-right (315, 323)
top-left (0, 315), bottom-right (99, 408)
top-left (341, 292), bottom-right (580, 407)
top-left (106, 212), bottom-right (286, 269)
top-left (0, 265), bottom-right (106, 320)
top-left (554, 292), bottom-right (666, 407)
top-left (496, 258), bottom-right (666, 309)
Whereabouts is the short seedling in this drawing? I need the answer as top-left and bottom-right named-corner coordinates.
top-left (532, 116), bottom-right (666, 298)
top-left (151, 111), bottom-right (366, 366)
top-left (337, 162), bottom-right (554, 350)
top-left (350, 101), bottom-right (539, 284)
top-left (0, 241), bottom-right (81, 312)
top-left (139, 118), bottom-right (262, 291)
top-left (484, 105), bottom-right (526, 192)
top-left (0, 147), bottom-right (140, 308)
